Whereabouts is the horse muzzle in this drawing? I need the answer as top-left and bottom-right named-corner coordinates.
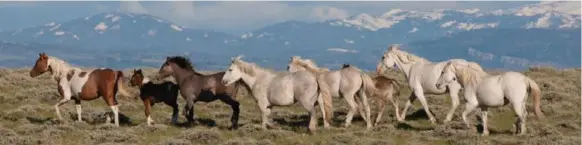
top-left (376, 65), bottom-right (383, 74)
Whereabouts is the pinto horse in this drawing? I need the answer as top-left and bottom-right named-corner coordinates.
top-left (158, 56), bottom-right (245, 129)
top-left (29, 53), bottom-right (132, 126)
top-left (130, 69), bottom-right (180, 126)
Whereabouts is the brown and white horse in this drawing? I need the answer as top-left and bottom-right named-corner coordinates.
top-left (29, 53), bottom-right (132, 126)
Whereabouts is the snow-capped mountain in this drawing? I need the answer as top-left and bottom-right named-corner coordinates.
top-left (0, 12), bottom-right (239, 52)
top-left (0, 1), bottom-right (579, 70)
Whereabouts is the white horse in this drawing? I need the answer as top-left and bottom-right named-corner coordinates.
top-left (376, 45), bottom-right (463, 124)
top-left (287, 56), bottom-right (375, 129)
top-left (221, 56), bottom-right (333, 132)
top-left (435, 60), bottom-right (544, 136)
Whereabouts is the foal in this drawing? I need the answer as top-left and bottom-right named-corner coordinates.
top-left (342, 64), bottom-right (402, 126)
top-left (130, 69), bottom-right (180, 125)
top-left (158, 56), bottom-right (245, 129)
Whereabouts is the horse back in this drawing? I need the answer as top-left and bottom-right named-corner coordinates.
top-left (74, 68), bottom-right (118, 100)
top-left (140, 82), bottom-right (179, 102)
top-left (199, 71), bottom-right (238, 96)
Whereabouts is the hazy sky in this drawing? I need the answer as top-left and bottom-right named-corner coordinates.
top-left (0, 1), bottom-right (539, 34)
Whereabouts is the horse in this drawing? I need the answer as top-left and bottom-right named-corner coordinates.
top-left (129, 69), bottom-right (180, 126)
top-left (286, 56), bottom-right (375, 129)
top-left (376, 44), bottom-right (464, 124)
top-left (158, 56), bottom-right (245, 129)
top-left (222, 56), bottom-right (333, 133)
top-left (435, 60), bottom-right (544, 136)
top-left (29, 53), bottom-right (132, 127)
top-left (342, 64), bottom-right (402, 126)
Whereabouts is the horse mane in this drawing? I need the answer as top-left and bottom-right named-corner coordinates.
top-left (166, 56), bottom-right (203, 75)
top-left (449, 60), bottom-right (488, 86)
top-left (233, 59), bottom-right (273, 77)
top-left (47, 56), bottom-right (78, 79)
top-left (290, 57), bottom-right (330, 73)
top-left (387, 46), bottom-right (430, 64)
top-left (167, 56), bottom-right (195, 70)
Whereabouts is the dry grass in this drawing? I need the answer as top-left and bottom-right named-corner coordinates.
top-left (0, 67), bottom-right (579, 145)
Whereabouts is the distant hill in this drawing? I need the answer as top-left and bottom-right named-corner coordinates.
top-left (406, 28), bottom-right (581, 69)
top-left (0, 1), bottom-right (579, 70)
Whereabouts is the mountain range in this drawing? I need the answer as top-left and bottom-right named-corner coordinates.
top-left (0, 1), bottom-right (579, 71)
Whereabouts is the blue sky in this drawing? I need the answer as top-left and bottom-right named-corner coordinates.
top-left (0, 1), bottom-right (538, 34)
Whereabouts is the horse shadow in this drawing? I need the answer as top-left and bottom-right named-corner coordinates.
top-left (401, 109), bottom-right (435, 121)
top-left (331, 111), bottom-right (367, 124)
top-left (25, 111), bottom-right (134, 126)
top-left (272, 114), bottom-right (310, 128)
top-left (474, 123), bottom-right (514, 135)
top-left (174, 118), bottom-right (218, 128)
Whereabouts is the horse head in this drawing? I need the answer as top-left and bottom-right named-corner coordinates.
top-left (30, 53), bottom-right (50, 78)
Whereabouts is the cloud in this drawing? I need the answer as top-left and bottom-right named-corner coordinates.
top-left (118, 1), bottom-right (148, 14)
top-left (111, 1), bottom-right (543, 33)
top-left (309, 6), bottom-right (350, 21)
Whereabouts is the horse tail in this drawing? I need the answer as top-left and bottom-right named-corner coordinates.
top-left (360, 73), bottom-right (377, 97)
top-left (115, 71), bottom-right (133, 99)
top-left (316, 74), bottom-right (333, 122)
top-left (525, 76), bottom-right (544, 119)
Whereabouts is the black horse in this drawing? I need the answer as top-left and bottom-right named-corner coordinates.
top-left (130, 69), bottom-right (180, 125)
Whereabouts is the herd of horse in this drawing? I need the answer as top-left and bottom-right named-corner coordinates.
top-left (27, 44), bottom-right (544, 136)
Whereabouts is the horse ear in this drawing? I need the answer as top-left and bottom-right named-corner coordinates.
top-left (291, 56), bottom-right (300, 60)
top-left (234, 55), bottom-right (243, 60)
top-left (389, 44), bottom-right (399, 50)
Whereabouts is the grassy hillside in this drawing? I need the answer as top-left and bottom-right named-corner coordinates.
top-left (0, 67), bottom-right (579, 145)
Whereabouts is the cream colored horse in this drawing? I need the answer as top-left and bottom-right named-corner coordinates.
top-left (287, 56), bottom-right (375, 129)
top-left (436, 60), bottom-right (544, 136)
top-left (221, 56), bottom-right (333, 133)
top-left (376, 45), bottom-right (463, 124)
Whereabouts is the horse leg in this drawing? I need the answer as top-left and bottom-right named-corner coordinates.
top-left (183, 94), bottom-right (196, 125)
top-left (462, 101), bottom-right (478, 130)
top-left (143, 97), bottom-right (154, 126)
top-left (342, 92), bottom-right (358, 128)
top-left (54, 98), bottom-right (70, 121)
top-left (170, 103), bottom-right (179, 125)
top-left (513, 101), bottom-right (527, 135)
top-left (219, 96), bottom-right (240, 129)
top-left (55, 83), bottom-right (72, 121)
top-left (73, 98), bottom-right (83, 122)
top-left (412, 88), bottom-right (437, 124)
top-left (258, 102), bottom-right (272, 130)
top-left (374, 98), bottom-right (386, 127)
top-left (399, 93), bottom-right (417, 122)
top-left (358, 90), bottom-right (372, 129)
top-left (308, 106), bottom-right (318, 133)
top-left (354, 96), bottom-right (368, 123)
top-left (444, 83), bottom-right (461, 123)
top-left (388, 94), bottom-right (401, 122)
top-left (481, 107), bottom-right (489, 136)
top-left (300, 98), bottom-right (318, 133)
top-left (103, 94), bottom-right (120, 127)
